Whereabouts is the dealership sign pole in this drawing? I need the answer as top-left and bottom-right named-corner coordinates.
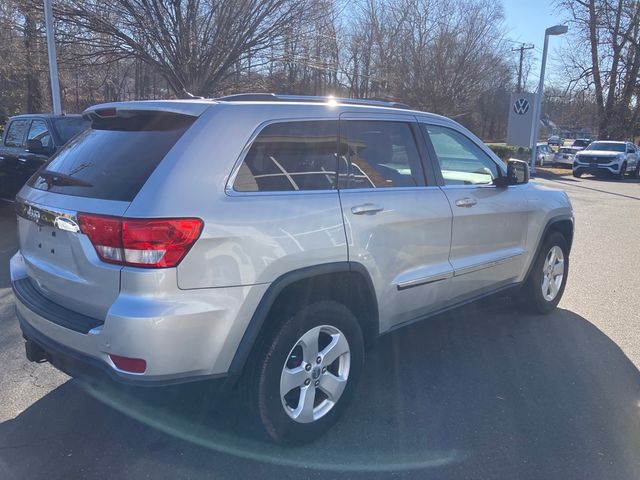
top-left (507, 92), bottom-right (536, 154)
top-left (44, 0), bottom-right (62, 115)
top-left (529, 24), bottom-right (568, 173)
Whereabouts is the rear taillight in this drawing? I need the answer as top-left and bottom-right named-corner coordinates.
top-left (77, 214), bottom-right (202, 268)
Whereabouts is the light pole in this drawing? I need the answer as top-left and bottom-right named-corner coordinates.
top-left (530, 24), bottom-right (568, 173)
top-left (44, 0), bottom-right (62, 115)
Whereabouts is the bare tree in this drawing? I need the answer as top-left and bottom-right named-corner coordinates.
top-left (559, 0), bottom-right (640, 138)
top-left (54, 0), bottom-right (312, 97)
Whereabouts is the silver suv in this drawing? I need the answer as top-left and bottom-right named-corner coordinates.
top-left (10, 94), bottom-right (573, 444)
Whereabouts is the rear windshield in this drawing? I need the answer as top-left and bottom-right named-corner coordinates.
top-left (28, 113), bottom-right (195, 201)
top-left (52, 117), bottom-right (90, 143)
top-left (572, 139), bottom-right (590, 147)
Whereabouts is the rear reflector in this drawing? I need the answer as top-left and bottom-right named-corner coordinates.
top-left (78, 214), bottom-right (202, 268)
top-left (109, 354), bottom-right (147, 373)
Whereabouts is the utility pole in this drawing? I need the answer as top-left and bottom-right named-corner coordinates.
top-left (512, 43), bottom-right (534, 93)
top-left (44, 0), bottom-right (62, 114)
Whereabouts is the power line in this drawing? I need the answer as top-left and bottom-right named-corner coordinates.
top-left (512, 42), bottom-right (534, 93)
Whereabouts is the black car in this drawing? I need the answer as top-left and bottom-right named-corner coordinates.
top-left (0, 114), bottom-right (89, 200)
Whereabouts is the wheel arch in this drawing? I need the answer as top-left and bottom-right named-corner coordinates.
top-left (524, 215), bottom-right (574, 282)
top-left (228, 262), bottom-right (379, 376)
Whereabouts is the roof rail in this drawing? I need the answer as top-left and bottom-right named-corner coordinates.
top-left (215, 93), bottom-right (412, 110)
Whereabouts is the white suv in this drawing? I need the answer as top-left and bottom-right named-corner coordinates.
top-left (573, 140), bottom-right (640, 179)
top-left (10, 94), bottom-right (573, 444)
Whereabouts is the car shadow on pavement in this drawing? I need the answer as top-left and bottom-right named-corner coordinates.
top-left (1, 299), bottom-right (640, 480)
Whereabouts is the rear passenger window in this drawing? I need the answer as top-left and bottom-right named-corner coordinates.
top-left (4, 119), bottom-right (30, 147)
top-left (339, 120), bottom-right (424, 189)
top-left (233, 121), bottom-right (338, 192)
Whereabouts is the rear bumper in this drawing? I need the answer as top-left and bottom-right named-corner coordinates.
top-left (17, 311), bottom-right (227, 387)
top-left (10, 251), bottom-right (269, 386)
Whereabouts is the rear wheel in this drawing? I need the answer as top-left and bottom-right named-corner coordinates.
top-left (520, 232), bottom-right (569, 314)
top-left (572, 169), bottom-right (582, 178)
top-left (246, 300), bottom-right (364, 444)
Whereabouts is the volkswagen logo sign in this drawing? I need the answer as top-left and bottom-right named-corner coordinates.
top-left (513, 98), bottom-right (530, 115)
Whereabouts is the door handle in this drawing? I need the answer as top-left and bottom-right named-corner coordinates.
top-left (18, 157), bottom-right (28, 163)
top-left (455, 197), bottom-right (477, 208)
top-left (351, 203), bottom-right (384, 215)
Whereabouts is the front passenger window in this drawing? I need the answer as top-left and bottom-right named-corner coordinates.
top-left (424, 125), bottom-right (498, 186)
top-left (27, 120), bottom-right (53, 149)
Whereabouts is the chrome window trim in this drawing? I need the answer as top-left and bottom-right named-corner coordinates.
top-left (226, 115), bottom-right (441, 197)
top-left (340, 185), bottom-right (442, 193)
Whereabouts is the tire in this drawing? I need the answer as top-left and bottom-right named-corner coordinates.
top-left (520, 232), bottom-right (569, 315)
top-left (246, 300), bottom-right (364, 445)
top-left (633, 164), bottom-right (640, 179)
top-left (618, 163), bottom-right (627, 180)
top-left (572, 169), bottom-right (582, 178)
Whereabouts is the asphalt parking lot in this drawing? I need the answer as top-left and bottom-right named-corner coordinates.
top-left (1, 172), bottom-right (639, 479)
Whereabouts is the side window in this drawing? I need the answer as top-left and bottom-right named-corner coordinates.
top-left (423, 125), bottom-right (498, 186)
top-left (4, 119), bottom-right (30, 147)
top-left (27, 120), bottom-right (53, 149)
top-left (233, 120), bottom-right (337, 192)
top-left (339, 120), bottom-right (424, 189)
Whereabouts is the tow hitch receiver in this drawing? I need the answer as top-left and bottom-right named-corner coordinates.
top-left (25, 339), bottom-right (48, 363)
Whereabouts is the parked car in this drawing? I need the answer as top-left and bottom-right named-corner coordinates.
top-left (536, 143), bottom-right (553, 166)
top-left (571, 138), bottom-right (591, 150)
top-left (10, 95), bottom-right (574, 444)
top-left (0, 114), bottom-right (89, 200)
top-left (547, 135), bottom-right (564, 147)
top-left (553, 147), bottom-right (581, 167)
top-left (573, 140), bottom-right (639, 179)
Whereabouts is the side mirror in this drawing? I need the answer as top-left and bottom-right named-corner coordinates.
top-left (494, 159), bottom-right (529, 187)
top-left (26, 139), bottom-right (52, 156)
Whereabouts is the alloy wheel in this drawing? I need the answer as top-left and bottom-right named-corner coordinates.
top-left (541, 245), bottom-right (565, 301)
top-left (279, 325), bottom-right (350, 424)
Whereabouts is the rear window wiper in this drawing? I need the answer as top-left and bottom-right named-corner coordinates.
top-left (37, 170), bottom-right (93, 188)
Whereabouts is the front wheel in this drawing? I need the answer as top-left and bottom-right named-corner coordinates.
top-left (573, 169), bottom-right (582, 178)
top-left (618, 163), bottom-right (627, 180)
top-left (247, 300), bottom-right (364, 444)
top-left (633, 164), bottom-right (640, 179)
top-left (520, 232), bottom-right (569, 314)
